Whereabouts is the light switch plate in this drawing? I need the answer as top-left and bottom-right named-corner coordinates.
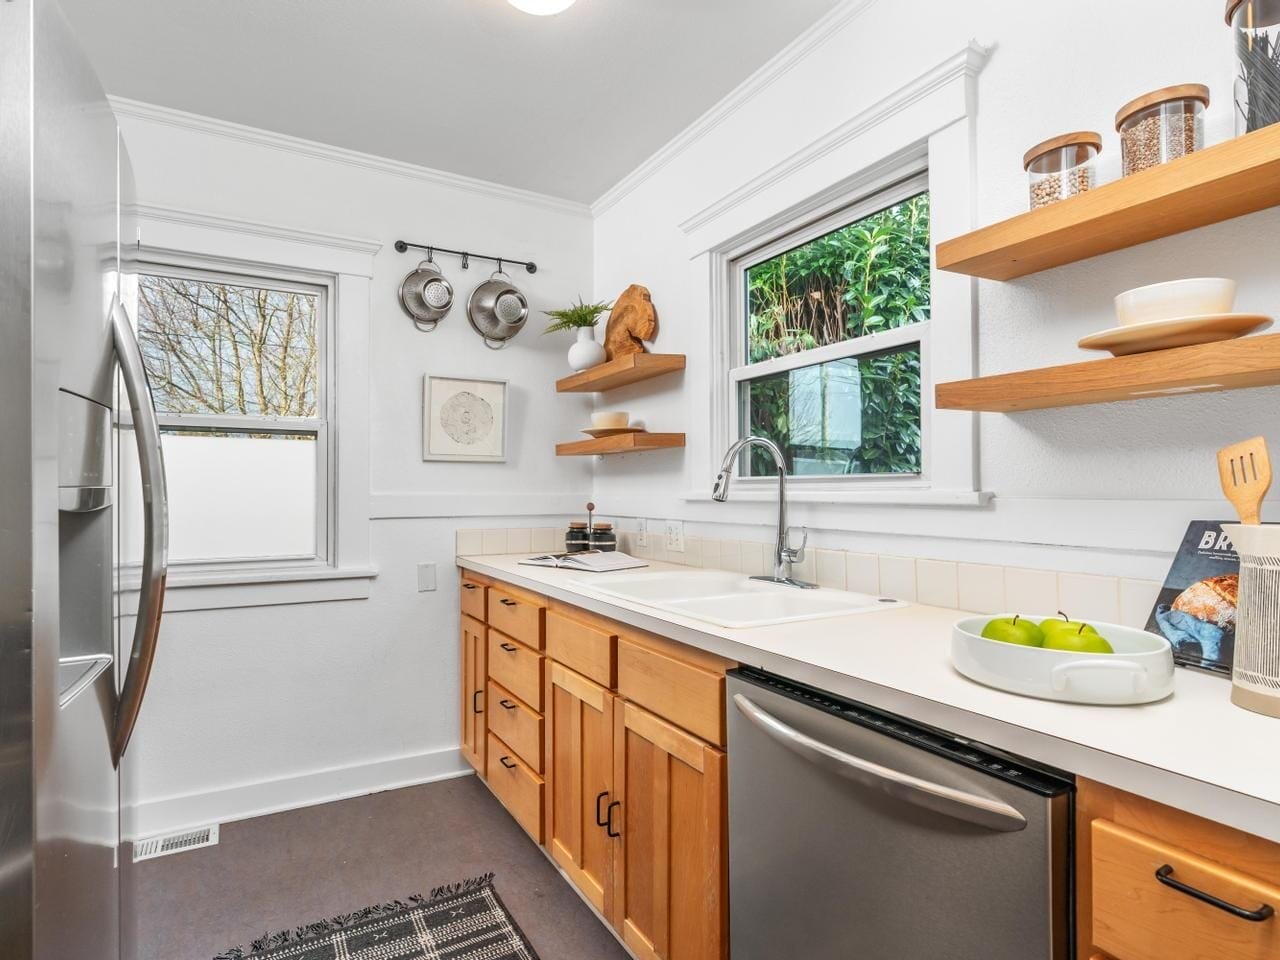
top-left (636, 518), bottom-right (648, 548)
top-left (665, 520), bottom-right (685, 553)
top-left (417, 563), bottom-right (437, 592)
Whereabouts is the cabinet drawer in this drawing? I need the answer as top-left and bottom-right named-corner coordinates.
top-left (488, 585), bottom-right (546, 650)
top-left (617, 634), bottom-right (728, 746)
top-left (546, 609), bottom-right (615, 687)
top-left (486, 680), bottom-right (543, 773)
top-left (487, 732), bottom-right (544, 843)
top-left (487, 631), bottom-right (543, 710)
top-left (460, 577), bottom-right (487, 621)
top-left (1093, 819), bottom-right (1280, 960)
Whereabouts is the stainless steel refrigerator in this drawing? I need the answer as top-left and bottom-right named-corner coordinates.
top-left (1, 1), bottom-right (169, 958)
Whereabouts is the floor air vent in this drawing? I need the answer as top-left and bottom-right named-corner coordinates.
top-left (132, 824), bottom-right (220, 862)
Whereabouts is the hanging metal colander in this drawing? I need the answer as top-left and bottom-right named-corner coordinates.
top-left (466, 268), bottom-right (529, 350)
top-left (398, 255), bottom-right (455, 332)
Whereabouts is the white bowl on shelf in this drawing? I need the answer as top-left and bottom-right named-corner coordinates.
top-left (1114, 278), bottom-right (1236, 327)
top-left (951, 614), bottom-right (1175, 705)
top-left (591, 410), bottom-right (630, 429)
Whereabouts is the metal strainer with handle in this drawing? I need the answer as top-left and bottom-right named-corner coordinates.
top-left (398, 254), bottom-right (455, 332)
top-left (467, 267), bottom-right (529, 349)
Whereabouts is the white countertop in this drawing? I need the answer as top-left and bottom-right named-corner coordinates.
top-left (459, 555), bottom-right (1280, 842)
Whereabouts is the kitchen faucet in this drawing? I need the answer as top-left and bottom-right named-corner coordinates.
top-left (712, 436), bottom-right (816, 588)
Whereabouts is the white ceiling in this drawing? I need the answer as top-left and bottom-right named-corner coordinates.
top-left (59, 0), bottom-right (845, 204)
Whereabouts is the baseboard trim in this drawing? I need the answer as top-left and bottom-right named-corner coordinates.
top-left (125, 747), bottom-right (472, 840)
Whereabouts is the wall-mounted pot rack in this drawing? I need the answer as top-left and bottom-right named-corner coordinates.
top-left (394, 239), bottom-right (537, 274)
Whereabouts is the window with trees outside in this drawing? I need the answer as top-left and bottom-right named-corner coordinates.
top-left (126, 264), bottom-right (331, 565)
top-left (731, 176), bottom-right (930, 481)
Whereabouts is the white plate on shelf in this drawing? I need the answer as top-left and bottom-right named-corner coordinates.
top-left (952, 615), bottom-right (1175, 705)
top-left (1078, 313), bottom-right (1271, 356)
top-left (581, 426), bottom-right (643, 439)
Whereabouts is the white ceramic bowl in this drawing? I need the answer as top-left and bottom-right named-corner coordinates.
top-left (952, 614), bottom-right (1175, 705)
top-left (1114, 278), bottom-right (1236, 327)
top-left (591, 411), bottom-right (630, 429)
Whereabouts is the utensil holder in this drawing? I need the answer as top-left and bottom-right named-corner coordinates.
top-left (1222, 524), bottom-right (1280, 718)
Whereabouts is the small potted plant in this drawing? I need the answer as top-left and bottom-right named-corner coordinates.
top-left (543, 297), bottom-right (612, 371)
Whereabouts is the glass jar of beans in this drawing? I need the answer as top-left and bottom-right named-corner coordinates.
top-left (1227, 0), bottom-right (1280, 135)
top-left (1023, 132), bottom-right (1102, 210)
top-left (1115, 84), bottom-right (1210, 176)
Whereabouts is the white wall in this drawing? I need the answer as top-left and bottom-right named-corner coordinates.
top-left (591, 0), bottom-right (1280, 581)
top-left (117, 105), bottom-right (594, 835)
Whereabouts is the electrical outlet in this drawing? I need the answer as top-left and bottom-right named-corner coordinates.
top-left (417, 562), bottom-right (437, 592)
top-left (636, 518), bottom-right (648, 548)
top-left (665, 520), bottom-right (685, 553)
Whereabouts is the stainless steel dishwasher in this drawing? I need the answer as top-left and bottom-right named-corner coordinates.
top-left (728, 668), bottom-right (1072, 960)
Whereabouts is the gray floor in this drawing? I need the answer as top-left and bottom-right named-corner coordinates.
top-left (124, 774), bottom-right (629, 960)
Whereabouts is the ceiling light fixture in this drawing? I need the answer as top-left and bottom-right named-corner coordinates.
top-left (508, 0), bottom-right (577, 15)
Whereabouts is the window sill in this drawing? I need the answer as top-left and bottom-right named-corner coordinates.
top-left (680, 488), bottom-right (993, 508)
top-left (123, 564), bottom-right (379, 613)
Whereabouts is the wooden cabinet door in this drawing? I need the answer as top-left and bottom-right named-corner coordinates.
top-left (460, 615), bottom-right (487, 774)
top-left (610, 699), bottom-right (726, 960)
top-left (544, 662), bottom-right (615, 916)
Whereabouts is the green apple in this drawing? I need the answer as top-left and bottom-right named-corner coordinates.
top-left (1040, 613), bottom-right (1100, 640)
top-left (981, 615), bottom-right (1046, 647)
top-left (1043, 628), bottom-right (1114, 654)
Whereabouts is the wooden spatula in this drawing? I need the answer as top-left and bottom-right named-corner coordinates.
top-left (1218, 436), bottom-right (1272, 524)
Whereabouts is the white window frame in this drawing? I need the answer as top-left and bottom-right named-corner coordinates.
top-left (727, 170), bottom-right (932, 490)
top-left (124, 204), bottom-right (380, 609)
top-left (132, 256), bottom-right (336, 571)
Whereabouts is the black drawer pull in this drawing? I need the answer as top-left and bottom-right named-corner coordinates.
top-left (499, 598), bottom-right (518, 607)
top-left (606, 800), bottom-right (621, 838)
top-left (499, 756), bottom-right (518, 770)
top-left (1155, 865), bottom-right (1275, 922)
top-left (595, 791), bottom-right (610, 827)
top-left (472, 690), bottom-right (483, 714)
top-left (500, 699), bottom-right (517, 711)
top-left (462, 583), bottom-right (477, 590)
top-left (500, 642), bottom-right (518, 653)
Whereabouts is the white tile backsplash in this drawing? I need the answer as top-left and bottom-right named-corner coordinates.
top-left (481, 528), bottom-right (508, 555)
top-left (505, 528), bottom-right (532, 555)
top-left (531, 527), bottom-right (558, 553)
top-left (1119, 578), bottom-right (1162, 628)
top-left (1058, 572), bottom-right (1120, 624)
top-left (815, 549), bottom-right (846, 589)
top-left (957, 563), bottom-right (1005, 614)
top-left (1004, 567), bottom-right (1058, 615)
top-left (845, 553), bottom-right (880, 595)
top-left (916, 559), bottom-right (958, 608)
top-left (879, 556), bottom-right (917, 601)
top-left (741, 541), bottom-right (769, 577)
top-left (718, 540), bottom-right (742, 573)
top-left (455, 529), bottom-right (483, 557)
top-left (699, 538), bottom-right (720, 570)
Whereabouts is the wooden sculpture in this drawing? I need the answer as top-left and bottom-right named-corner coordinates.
top-left (604, 284), bottom-right (658, 360)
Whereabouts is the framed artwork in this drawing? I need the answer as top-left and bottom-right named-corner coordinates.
top-left (422, 375), bottom-right (508, 463)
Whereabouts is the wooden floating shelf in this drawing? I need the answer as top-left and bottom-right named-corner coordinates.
top-left (936, 124), bottom-right (1280, 281)
top-left (936, 335), bottom-right (1280, 412)
top-left (555, 432), bottom-right (686, 456)
top-left (555, 353), bottom-right (686, 393)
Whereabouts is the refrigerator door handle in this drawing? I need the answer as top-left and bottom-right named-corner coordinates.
top-left (731, 693), bottom-right (1028, 833)
top-left (111, 293), bottom-right (168, 764)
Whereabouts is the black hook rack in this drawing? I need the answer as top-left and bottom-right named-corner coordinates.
top-left (394, 239), bottom-right (537, 274)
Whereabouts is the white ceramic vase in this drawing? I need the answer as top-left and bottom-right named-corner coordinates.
top-left (567, 327), bottom-right (606, 371)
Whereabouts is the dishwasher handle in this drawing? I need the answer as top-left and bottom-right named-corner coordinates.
top-left (732, 693), bottom-right (1028, 833)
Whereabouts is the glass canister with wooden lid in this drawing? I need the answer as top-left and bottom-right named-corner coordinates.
top-left (1228, 0), bottom-right (1280, 134)
top-left (1024, 132), bottom-right (1102, 209)
top-left (1115, 84), bottom-right (1210, 175)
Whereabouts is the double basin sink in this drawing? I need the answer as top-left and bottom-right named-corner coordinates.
top-left (577, 570), bottom-right (906, 629)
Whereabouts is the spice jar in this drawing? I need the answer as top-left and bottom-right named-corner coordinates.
top-left (1115, 84), bottom-right (1210, 175)
top-left (565, 521), bottom-right (590, 553)
top-left (1227, 0), bottom-right (1280, 134)
top-left (1023, 132), bottom-right (1102, 210)
top-left (591, 523), bottom-right (617, 552)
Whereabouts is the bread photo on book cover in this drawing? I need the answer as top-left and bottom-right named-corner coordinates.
top-left (1146, 521), bottom-right (1241, 674)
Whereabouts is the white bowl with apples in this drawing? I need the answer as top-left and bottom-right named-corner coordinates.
top-left (952, 613), bottom-right (1175, 705)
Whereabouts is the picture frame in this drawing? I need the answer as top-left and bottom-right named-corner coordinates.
top-left (422, 375), bottom-right (508, 463)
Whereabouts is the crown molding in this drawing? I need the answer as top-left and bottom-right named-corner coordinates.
top-left (589, 0), bottom-right (881, 217)
top-left (109, 96), bottom-right (592, 219)
top-left (129, 203), bottom-right (383, 257)
top-left (678, 40), bottom-right (992, 240)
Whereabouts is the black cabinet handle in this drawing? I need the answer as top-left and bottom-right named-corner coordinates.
top-left (1155, 865), bottom-right (1275, 922)
top-left (462, 583), bottom-right (477, 590)
top-left (606, 800), bottom-right (621, 838)
top-left (500, 642), bottom-right (518, 653)
top-left (500, 699), bottom-right (517, 711)
top-left (499, 598), bottom-right (518, 607)
top-left (472, 690), bottom-right (483, 714)
top-left (595, 791), bottom-right (610, 827)
top-left (499, 756), bottom-right (517, 770)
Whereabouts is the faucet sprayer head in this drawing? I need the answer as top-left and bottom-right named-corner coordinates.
top-left (712, 470), bottom-right (731, 502)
